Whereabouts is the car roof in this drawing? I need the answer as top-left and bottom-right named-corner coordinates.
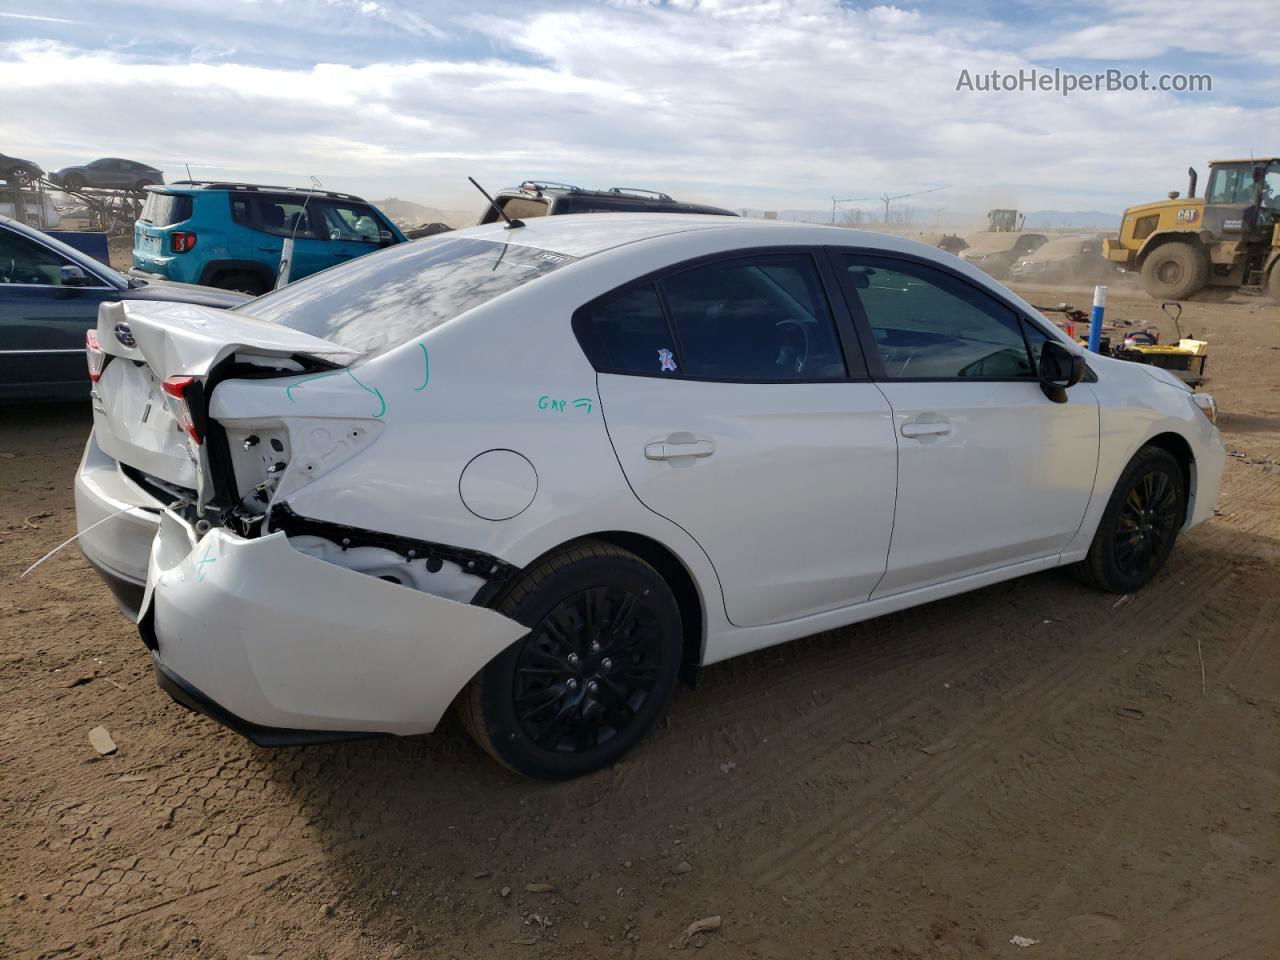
top-left (156, 181), bottom-right (368, 202)
top-left (448, 213), bottom-right (971, 261)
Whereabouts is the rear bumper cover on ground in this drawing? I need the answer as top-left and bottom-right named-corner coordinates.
top-left (144, 512), bottom-right (528, 738)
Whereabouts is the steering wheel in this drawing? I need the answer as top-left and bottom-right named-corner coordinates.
top-left (775, 319), bottom-right (810, 374)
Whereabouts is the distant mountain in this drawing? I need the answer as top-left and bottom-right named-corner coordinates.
top-left (373, 197), bottom-right (473, 229)
top-left (1022, 210), bottom-right (1121, 231)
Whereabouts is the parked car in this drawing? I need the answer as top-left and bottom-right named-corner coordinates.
top-left (960, 231), bottom-right (1047, 279)
top-left (76, 215), bottom-right (1223, 778)
top-left (130, 181), bottom-right (408, 295)
top-left (50, 158), bottom-right (164, 192)
top-left (0, 214), bottom-right (248, 401)
top-left (479, 180), bottom-right (737, 223)
top-left (0, 152), bottom-right (44, 186)
top-left (1008, 234), bottom-right (1115, 284)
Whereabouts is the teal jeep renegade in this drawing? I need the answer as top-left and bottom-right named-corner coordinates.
top-left (132, 181), bottom-right (407, 294)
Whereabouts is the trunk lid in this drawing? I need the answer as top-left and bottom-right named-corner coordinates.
top-left (91, 299), bottom-right (359, 499)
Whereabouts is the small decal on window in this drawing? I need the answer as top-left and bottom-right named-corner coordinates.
top-left (658, 348), bottom-right (677, 373)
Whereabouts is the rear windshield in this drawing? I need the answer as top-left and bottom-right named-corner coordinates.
top-left (238, 236), bottom-right (577, 355)
top-left (139, 192), bottom-right (193, 227)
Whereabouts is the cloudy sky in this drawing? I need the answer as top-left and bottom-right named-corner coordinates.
top-left (1, 0), bottom-right (1275, 224)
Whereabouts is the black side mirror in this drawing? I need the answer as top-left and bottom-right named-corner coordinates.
top-left (378, 229), bottom-right (396, 247)
top-left (60, 265), bottom-right (93, 287)
top-left (1039, 339), bottom-right (1085, 403)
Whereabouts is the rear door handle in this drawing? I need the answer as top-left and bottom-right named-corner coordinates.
top-left (645, 438), bottom-right (715, 460)
top-left (900, 419), bottom-right (951, 439)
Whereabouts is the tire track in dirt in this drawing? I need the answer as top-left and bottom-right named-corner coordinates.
top-left (613, 592), bottom-right (1028, 820)
top-left (740, 469), bottom-right (1280, 890)
top-left (1030, 592), bottom-right (1280, 959)
top-left (747, 535), bottom-right (1237, 892)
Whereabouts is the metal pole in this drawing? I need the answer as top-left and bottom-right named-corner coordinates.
top-left (1088, 285), bottom-right (1106, 353)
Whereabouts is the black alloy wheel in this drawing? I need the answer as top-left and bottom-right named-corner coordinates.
top-left (1113, 469), bottom-right (1180, 580)
top-left (513, 586), bottom-right (662, 753)
top-left (459, 540), bottom-right (682, 779)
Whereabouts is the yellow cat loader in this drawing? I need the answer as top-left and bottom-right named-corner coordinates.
top-left (1103, 158), bottom-right (1280, 302)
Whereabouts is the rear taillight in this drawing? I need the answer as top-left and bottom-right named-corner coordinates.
top-left (85, 329), bottom-right (105, 382)
top-left (170, 232), bottom-right (197, 253)
top-left (161, 376), bottom-right (203, 444)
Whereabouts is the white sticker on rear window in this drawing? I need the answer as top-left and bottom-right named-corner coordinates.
top-left (658, 347), bottom-right (677, 373)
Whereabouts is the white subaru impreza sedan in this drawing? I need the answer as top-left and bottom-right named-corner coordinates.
top-left (75, 214), bottom-right (1224, 778)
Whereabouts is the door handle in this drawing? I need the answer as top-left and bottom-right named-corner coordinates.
top-left (645, 438), bottom-right (715, 460)
top-left (900, 419), bottom-right (951, 439)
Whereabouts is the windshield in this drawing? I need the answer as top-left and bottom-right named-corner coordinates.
top-left (238, 236), bottom-right (577, 355)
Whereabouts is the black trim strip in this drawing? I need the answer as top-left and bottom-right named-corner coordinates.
top-left (152, 658), bottom-right (378, 747)
top-left (267, 503), bottom-right (519, 585)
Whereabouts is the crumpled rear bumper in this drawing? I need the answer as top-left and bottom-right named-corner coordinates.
top-left (144, 512), bottom-right (527, 738)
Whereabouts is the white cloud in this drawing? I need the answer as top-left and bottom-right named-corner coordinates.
top-left (0, 0), bottom-right (1272, 220)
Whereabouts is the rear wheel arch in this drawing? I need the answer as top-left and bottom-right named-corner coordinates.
top-left (481, 531), bottom-right (705, 676)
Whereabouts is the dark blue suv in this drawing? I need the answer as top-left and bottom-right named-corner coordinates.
top-left (132, 182), bottom-right (407, 294)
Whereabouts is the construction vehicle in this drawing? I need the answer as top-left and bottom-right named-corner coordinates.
top-left (1103, 157), bottom-right (1280, 302)
top-left (987, 208), bottom-right (1023, 232)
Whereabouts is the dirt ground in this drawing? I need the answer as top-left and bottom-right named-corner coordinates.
top-left (2, 283), bottom-right (1278, 960)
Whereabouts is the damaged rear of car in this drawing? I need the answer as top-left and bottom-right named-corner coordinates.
top-left (77, 234), bottom-right (597, 746)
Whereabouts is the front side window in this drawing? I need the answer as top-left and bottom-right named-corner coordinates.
top-left (840, 254), bottom-right (1035, 379)
top-left (318, 201), bottom-right (381, 243)
top-left (659, 255), bottom-right (847, 381)
top-left (0, 231), bottom-right (79, 285)
top-left (240, 236), bottom-right (577, 356)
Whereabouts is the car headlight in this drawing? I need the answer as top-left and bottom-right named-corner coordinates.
top-left (1191, 392), bottom-right (1217, 423)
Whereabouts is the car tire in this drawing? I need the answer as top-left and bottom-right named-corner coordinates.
top-left (1072, 446), bottom-right (1186, 594)
top-left (459, 540), bottom-right (683, 780)
top-left (212, 271), bottom-right (269, 296)
top-left (62, 173), bottom-right (85, 192)
top-left (1140, 242), bottom-right (1209, 300)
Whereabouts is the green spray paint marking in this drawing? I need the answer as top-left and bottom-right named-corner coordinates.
top-left (285, 369), bottom-right (343, 402)
top-left (195, 543), bottom-right (217, 582)
top-left (286, 368), bottom-right (386, 418)
top-left (414, 343), bottom-right (430, 392)
top-left (345, 369), bottom-right (386, 418)
top-left (572, 397), bottom-right (593, 413)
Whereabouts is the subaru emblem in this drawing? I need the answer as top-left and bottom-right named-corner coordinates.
top-left (113, 322), bottom-right (135, 348)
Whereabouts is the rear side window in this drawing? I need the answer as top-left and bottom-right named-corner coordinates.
top-left (139, 192), bottom-right (193, 227)
top-left (573, 285), bottom-right (672, 375)
top-left (240, 236), bottom-right (577, 356)
top-left (574, 254), bottom-right (849, 381)
top-left (661, 255), bottom-right (847, 381)
top-left (252, 196), bottom-right (317, 238)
